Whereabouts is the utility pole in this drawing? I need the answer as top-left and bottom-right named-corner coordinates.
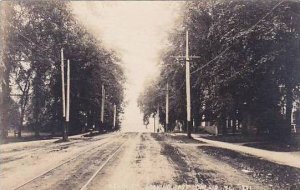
top-left (100, 84), bottom-right (105, 130)
top-left (170, 30), bottom-right (200, 138)
top-left (153, 114), bottom-right (156, 133)
top-left (166, 82), bottom-right (169, 132)
top-left (61, 48), bottom-right (67, 141)
top-left (185, 30), bottom-right (192, 138)
top-left (113, 104), bottom-right (116, 129)
top-left (65, 59), bottom-right (70, 141)
top-left (157, 105), bottom-right (160, 133)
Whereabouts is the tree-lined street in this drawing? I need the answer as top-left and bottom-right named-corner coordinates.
top-left (1, 1), bottom-right (300, 189)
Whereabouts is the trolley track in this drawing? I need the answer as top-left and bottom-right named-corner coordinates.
top-left (79, 135), bottom-right (132, 190)
top-left (12, 132), bottom-right (134, 190)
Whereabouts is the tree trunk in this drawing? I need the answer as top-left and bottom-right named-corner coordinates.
top-left (33, 71), bottom-right (42, 137)
top-left (1, 72), bottom-right (9, 139)
top-left (1, 2), bottom-right (10, 140)
top-left (1, 65), bottom-right (9, 139)
top-left (18, 110), bottom-right (25, 138)
top-left (220, 114), bottom-right (227, 136)
top-left (52, 96), bottom-right (59, 137)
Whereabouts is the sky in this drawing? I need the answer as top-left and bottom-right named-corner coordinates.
top-left (71, 1), bottom-right (183, 132)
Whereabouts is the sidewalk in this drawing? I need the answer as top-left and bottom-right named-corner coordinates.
top-left (191, 134), bottom-right (300, 169)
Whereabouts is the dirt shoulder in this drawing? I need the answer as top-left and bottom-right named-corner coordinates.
top-left (198, 146), bottom-right (300, 190)
top-left (153, 133), bottom-right (297, 190)
top-left (152, 134), bottom-right (268, 189)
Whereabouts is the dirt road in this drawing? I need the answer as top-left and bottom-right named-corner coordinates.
top-left (1, 132), bottom-right (299, 190)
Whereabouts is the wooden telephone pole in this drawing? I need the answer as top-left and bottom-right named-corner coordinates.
top-left (100, 84), bottom-right (105, 131)
top-left (185, 30), bottom-right (192, 138)
top-left (65, 59), bottom-right (71, 140)
top-left (61, 48), bottom-right (68, 141)
top-left (171, 30), bottom-right (200, 138)
top-left (113, 104), bottom-right (116, 129)
top-left (166, 82), bottom-right (169, 132)
top-left (60, 49), bottom-right (70, 141)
